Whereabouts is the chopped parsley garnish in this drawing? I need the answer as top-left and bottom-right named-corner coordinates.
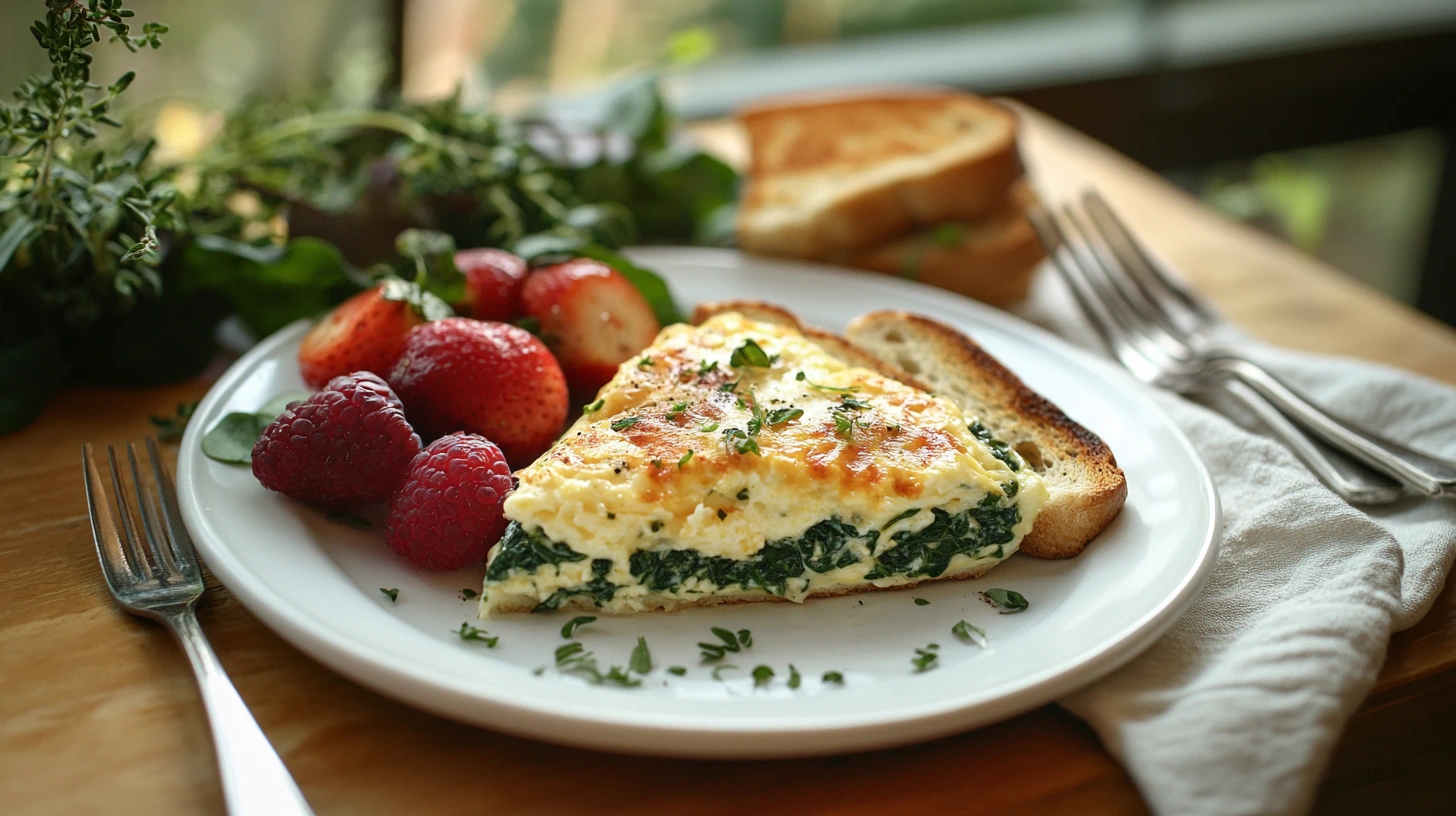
top-left (379, 588), bottom-right (398, 602)
top-left (983, 588), bottom-right (1029, 614)
top-left (698, 626), bottom-right (750, 662)
top-left (832, 410), bottom-right (858, 441)
top-left (712, 664), bottom-right (739, 681)
top-left (952, 620), bottom-right (988, 647)
top-left (744, 390), bottom-right (765, 435)
top-left (636, 355), bottom-right (654, 369)
top-left (840, 396), bottom-right (872, 410)
top-left (460, 588), bottom-right (479, 600)
top-left (912, 643), bottom-right (940, 672)
top-left (736, 488), bottom-right (749, 501)
top-left (914, 598), bottom-right (930, 606)
top-left (629, 637), bottom-right (652, 674)
top-left (729, 338), bottom-right (778, 368)
top-left (719, 380), bottom-right (740, 392)
top-left (583, 398), bottom-right (605, 413)
top-left (752, 665), bottom-right (774, 687)
top-left (699, 421), bottom-right (720, 433)
top-left (551, 641), bottom-right (641, 687)
top-left (610, 416), bottom-right (640, 431)
top-left (456, 622), bottom-right (498, 647)
top-left (723, 428), bottom-right (761, 456)
top-left (796, 370), bottom-right (860, 393)
top-left (788, 664), bottom-right (802, 689)
top-left (766, 407), bottom-right (803, 425)
top-left (678, 450), bottom-right (694, 468)
top-left (560, 616), bottom-right (596, 638)
top-left (666, 401), bottom-right (689, 420)
top-left (822, 671), bottom-right (845, 684)
top-left (697, 359), bottom-right (719, 376)
top-left (650, 458), bottom-right (663, 468)
top-left (667, 666), bottom-right (688, 676)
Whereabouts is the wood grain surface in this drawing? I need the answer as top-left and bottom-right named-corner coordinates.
top-left (4, 106), bottom-right (1454, 815)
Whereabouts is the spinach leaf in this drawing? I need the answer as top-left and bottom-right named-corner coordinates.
top-left (629, 637), bottom-right (652, 674)
top-left (968, 420), bottom-right (1022, 471)
top-left (983, 588), bottom-right (1029, 614)
top-left (200, 412), bottom-right (270, 464)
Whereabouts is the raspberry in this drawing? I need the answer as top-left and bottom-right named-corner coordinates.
top-left (252, 372), bottom-right (422, 508)
top-left (385, 433), bottom-right (514, 570)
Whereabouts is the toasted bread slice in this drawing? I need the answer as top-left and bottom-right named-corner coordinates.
top-left (737, 91), bottom-right (1023, 259)
top-left (692, 303), bottom-right (1126, 559)
top-left (847, 312), bottom-right (1127, 558)
top-left (834, 181), bottom-right (1045, 306)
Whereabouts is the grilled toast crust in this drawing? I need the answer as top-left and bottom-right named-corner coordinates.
top-left (737, 92), bottom-right (1022, 258)
top-left (691, 301), bottom-right (1126, 559)
top-left (835, 181), bottom-right (1045, 306)
top-left (847, 312), bottom-right (1127, 558)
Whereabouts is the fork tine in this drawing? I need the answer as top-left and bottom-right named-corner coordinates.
top-left (106, 444), bottom-right (153, 577)
top-left (83, 443), bottom-right (134, 595)
top-left (146, 437), bottom-right (202, 580)
top-left (1060, 202), bottom-right (1186, 340)
top-left (126, 441), bottom-right (176, 576)
top-left (1029, 207), bottom-right (1167, 382)
top-left (1082, 190), bottom-right (1219, 325)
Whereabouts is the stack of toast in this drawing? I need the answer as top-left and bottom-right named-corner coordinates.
top-left (736, 91), bottom-right (1044, 306)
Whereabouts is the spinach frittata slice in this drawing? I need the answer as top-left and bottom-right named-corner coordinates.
top-left (480, 312), bottom-right (1047, 615)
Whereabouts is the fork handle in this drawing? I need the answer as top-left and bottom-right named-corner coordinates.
top-left (1213, 379), bottom-right (1406, 504)
top-left (1211, 356), bottom-right (1456, 498)
top-left (163, 610), bottom-right (316, 816)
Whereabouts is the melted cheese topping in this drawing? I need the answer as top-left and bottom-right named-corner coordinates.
top-left (483, 313), bottom-right (1047, 615)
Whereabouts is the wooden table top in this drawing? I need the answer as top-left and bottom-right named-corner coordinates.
top-left (4, 106), bottom-right (1455, 816)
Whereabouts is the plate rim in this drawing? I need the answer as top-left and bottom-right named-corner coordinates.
top-left (177, 247), bottom-right (1221, 757)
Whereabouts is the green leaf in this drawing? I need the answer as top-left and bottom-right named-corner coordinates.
top-left (180, 236), bottom-right (358, 338)
top-left (629, 636), bottom-right (652, 674)
top-left (560, 616), bottom-right (597, 639)
top-left (912, 644), bottom-right (940, 673)
top-left (599, 74), bottom-right (671, 151)
top-left (952, 620), bottom-right (988, 647)
top-left (752, 665), bottom-right (774, 687)
top-left (256, 391), bottom-right (309, 420)
top-left (983, 588), bottom-right (1029, 614)
top-left (577, 245), bottom-right (684, 326)
top-left (0, 215), bottom-right (38, 272)
top-left (379, 588), bottom-right (398, 602)
top-left (787, 664), bottom-right (801, 689)
top-left (667, 666), bottom-right (687, 676)
top-left (394, 229), bottom-right (465, 304)
top-left (914, 598), bottom-right (930, 606)
top-left (511, 232), bottom-right (586, 264)
top-left (729, 338), bottom-right (776, 369)
top-left (821, 671), bottom-right (845, 685)
top-left (456, 622), bottom-right (498, 646)
top-left (460, 588), bottom-right (479, 600)
top-left (147, 401), bottom-right (197, 442)
top-left (200, 412), bottom-right (269, 464)
top-left (379, 277), bottom-right (454, 322)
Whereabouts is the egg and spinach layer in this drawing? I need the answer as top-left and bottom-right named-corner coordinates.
top-left (479, 313), bottom-right (1047, 616)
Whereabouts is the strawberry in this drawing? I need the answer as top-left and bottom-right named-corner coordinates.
top-left (297, 281), bottom-right (448, 389)
top-left (456, 248), bottom-right (528, 322)
top-left (520, 258), bottom-right (660, 394)
top-left (388, 318), bottom-right (568, 467)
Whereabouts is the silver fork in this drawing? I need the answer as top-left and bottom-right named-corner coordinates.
top-left (1031, 191), bottom-right (1456, 504)
top-left (83, 438), bottom-right (315, 815)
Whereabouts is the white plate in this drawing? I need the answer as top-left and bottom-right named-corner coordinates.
top-left (177, 247), bottom-right (1219, 758)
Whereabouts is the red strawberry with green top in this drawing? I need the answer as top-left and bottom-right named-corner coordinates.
top-left (456, 248), bottom-right (528, 322)
top-left (521, 258), bottom-right (661, 394)
top-left (297, 281), bottom-right (449, 389)
top-left (388, 317), bottom-right (568, 467)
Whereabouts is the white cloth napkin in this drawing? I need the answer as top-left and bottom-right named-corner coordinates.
top-left (1016, 283), bottom-right (1456, 815)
